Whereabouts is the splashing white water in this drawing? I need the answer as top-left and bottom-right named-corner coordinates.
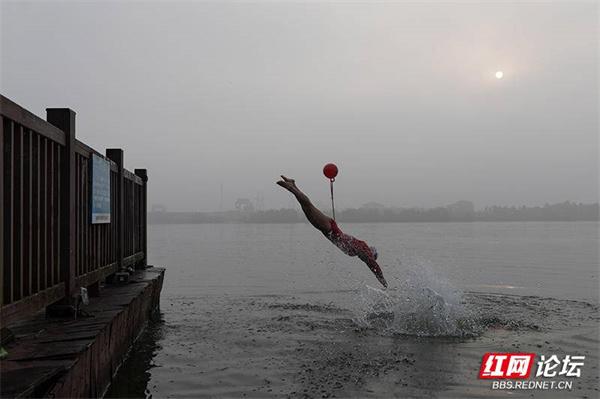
top-left (352, 258), bottom-right (479, 337)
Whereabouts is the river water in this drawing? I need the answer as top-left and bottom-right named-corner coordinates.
top-left (106, 222), bottom-right (599, 398)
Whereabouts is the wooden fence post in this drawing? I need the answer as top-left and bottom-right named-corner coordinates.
top-left (134, 169), bottom-right (147, 269)
top-left (0, 117), bottom-right (4, 306)
top-left (106, 149), bottom-right (124, 273)
top-left (46, 108), bottom-right (76, 302)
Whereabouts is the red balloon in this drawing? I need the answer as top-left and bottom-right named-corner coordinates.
top-left (323, 163), bottom-right (338, 179)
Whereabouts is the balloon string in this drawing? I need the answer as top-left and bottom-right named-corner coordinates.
top-left (330, 179), bottom-right (336, 221)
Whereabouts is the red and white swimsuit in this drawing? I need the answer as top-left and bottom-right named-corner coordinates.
top-left (325, 220), bottom-right (375, 259)
top-left (324, 220), bottom-right (386, 286)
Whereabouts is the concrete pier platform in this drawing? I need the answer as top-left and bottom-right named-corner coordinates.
top-left (0, 267), bottom-right (165, 398)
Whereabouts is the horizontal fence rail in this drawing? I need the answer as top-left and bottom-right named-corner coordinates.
top-left (1, 95), bottom-right (147, 326)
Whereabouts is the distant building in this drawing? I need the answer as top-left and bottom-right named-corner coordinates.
top-left (151, 204), bottom-right (167, 213)
top-left (235, 198), bottom-right (255, 212)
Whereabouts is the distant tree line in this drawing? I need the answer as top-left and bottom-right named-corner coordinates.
top-left (148, 208), bottom-right (301, 224)
top-left (336, 201), bottom-right (598, 223)
top-left (148, 201), bottom-right (598, 224)
top-left (476, 202), bottom-right (599, 222)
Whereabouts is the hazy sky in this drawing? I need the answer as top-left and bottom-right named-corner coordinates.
top-left (1, 1), bottom-right (597, 211)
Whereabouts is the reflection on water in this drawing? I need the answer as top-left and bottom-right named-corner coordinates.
top-left (105, 312), bottom-right (164, 399)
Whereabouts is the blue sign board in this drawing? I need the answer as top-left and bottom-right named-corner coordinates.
top-left (91, 154), bottom-right (111, 224)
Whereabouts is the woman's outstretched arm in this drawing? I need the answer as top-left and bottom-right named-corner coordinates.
top-left (358, 251), bottom-right (388, 287)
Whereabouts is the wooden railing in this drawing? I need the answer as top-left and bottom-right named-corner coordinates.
top-left (1, 95), bottom-right (147, 326)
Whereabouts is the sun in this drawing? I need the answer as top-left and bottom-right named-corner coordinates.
top-left (495, 70), bottom-right (504, 79)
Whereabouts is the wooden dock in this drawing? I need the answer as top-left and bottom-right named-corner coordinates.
top-left (1, 94), bottom-right (160, 398)
top-left (0, 267), bottom-right (164, 398)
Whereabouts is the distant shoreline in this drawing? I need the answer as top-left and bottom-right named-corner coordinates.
top-left (148, 219), bottom-right (599, 225)
top-left (148, 201), bottom-right (599, 224)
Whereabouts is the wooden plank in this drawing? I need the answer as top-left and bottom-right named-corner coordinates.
top-left (101, 224), bottom-right (105, 269)
top-left (39, 138), bottom-right (47, 290)
top-left (83, 155), bottom-right (87, 274)
top-left (106, 149), bottom-right (123, 271)
top-left (74, 140), bottom-right (92, 157)
top-left (1, 117), bottom-right (8, 305)
top-left (140, 185), bottom-right (144, 255)
top-left (74, 140), bottom-right (112, 163)
top-left (13, 123), bottom-right (23, 300)
top-left (76, 157), bottom-right (81, 277)
top-left (132, 184), bottom-right (135, 254)
top-left (0, 117), bottom-right (4, 305)
top-left (22, 129), bottom-right (31, 297)
top-left (104, 225), bottom-right (107, 267)
top-left (0, 366), bottom-right (68, 399)
top-left (106, 222), bottom-right (110, 266)
top-left (81, 155), bottom-right (86, 275)
top-left (96, 220), bottom-right (100, 271)
top-left (32, 133), bottom-right (40, 294)
top-left (90, 223), bottom-right (94, 273)
top-left (0, 96), bottom-right (66, 146)
top-left (54, 145), bottom-right (60, 285)
top-left (123, 169), bottom-right (143, 185)
top-left (0, 283), bottom-right (65, 327)
top-left (46, 108), bottom-right (76, 299)
top-left (112, 172), bottom-right (116, 262)
top-left (100, 224), bottom-right (104, 269)
top-left (122, 252), bottom-right (144, 267)
top-left (74, 155), bottom-right (79, 276)
top-left (92, 223), bottom-right (96, 272)
top-left (91, 160), bottom-right (96, 272)
top-left (94, 193), bottom-right (98, 271)
top-left (134, 184), bottom-right (138, 253)
top-left (84, 158), bottom-right (89, 275)
top-left (124, 182), bottom-right (129, 256)
top-left (106, 214), bottom-right (110, 264)
top-left (74, 263), bottom-right (118, 290)
top-left (47, 140), bottom-right (54, 287)
top-left (103, 197), bottom-right (108, 265)
top-left (78, 155), bottom-right (82, 276)
top-left (110, 172), bottom-right (115, 262)
top-left (141, 185), bottom-right (144, 254)
top-left (125, 182), bottom-right (133, 256)
top-left (136, 186), bottom-right (140, 253)
top-left (130, 183), bottom-right (134, 254)
top-left (122, 182), bottom-right (126, 257)
top-left (131, 185), bottom-right (135, 253)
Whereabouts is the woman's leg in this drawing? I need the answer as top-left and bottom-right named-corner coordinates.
top-left (276, 176), bottom-right (332, 233)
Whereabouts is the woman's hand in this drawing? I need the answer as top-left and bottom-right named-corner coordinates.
top-left (363, 256), bottom-right (388, 288)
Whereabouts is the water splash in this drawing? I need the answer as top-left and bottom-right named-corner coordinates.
top-left (352, 258), bottom-right (480, 337)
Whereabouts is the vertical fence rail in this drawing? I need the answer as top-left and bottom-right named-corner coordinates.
top-left (1, 95), bottom-right (148, 326)
top-left (0, 116), bottom-right (4, 306)
top-left (106, 149), bottom-right (124, 271)
top-left (47, 108), bottom-right (76, 298)
top-left (1, 99), bottom-right (66, 323)
top-left (135, 169), bottom-right (148, 268)
top-left (2, 118), bottom-right (9, 306)
top-left (14, 123), bottom-right (22, 301)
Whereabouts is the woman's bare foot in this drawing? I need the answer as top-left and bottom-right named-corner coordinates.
top-left (276, 175), bottom-right (298, 192)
